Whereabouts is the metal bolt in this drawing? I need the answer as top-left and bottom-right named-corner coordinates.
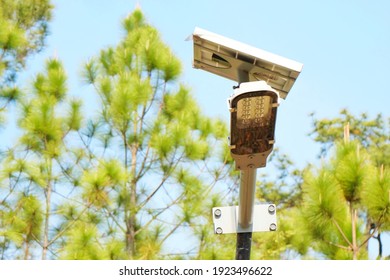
top-left (214, 209), bottom-right (222, 219)
top-left (268, 205), bottom-right (276, 215)
top-left (269, 223), bottom-right (277, 231)
top-left (216, 227), bottom-right (223, 234)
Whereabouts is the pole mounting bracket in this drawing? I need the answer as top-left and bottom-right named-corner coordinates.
top-left (212, 204), bottom-right (277, 234)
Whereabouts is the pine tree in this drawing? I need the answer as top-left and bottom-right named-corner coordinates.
top-left (1, 7), bottom-right (233, 260)
top-left (309, 109), bottom-right (390, 166)
top-left (299, 139), bottom-right (389, 259)
top-left (248, 109), bottom-right (390, 260)
top-left (0, 58), bottom-right (83, 259)
top-left (0, 0), bottom-right (53, 123)
top-left (59, 9), bottom-right (231, 259)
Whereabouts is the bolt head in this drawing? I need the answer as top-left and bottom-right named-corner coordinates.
top-left (214, 209), bottom-right (222, 219)
top-left (269, 223), bottom-right (277, 231)
top-left (216, 227), bottom-right (223, 234)
top-left (268, 205), bottom-right (276, 215)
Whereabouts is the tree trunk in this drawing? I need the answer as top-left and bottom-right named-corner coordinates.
top-left (42, 182), bottom-right (52, 260)
top-left (376, 233), bottom-right (383, 259)
top-left (24, 239), bottom-right (30, 260)
top-left (351, 206), bottom-right (358, 260)
top-left (42, 153), bottom-right (52, 260)
top-left (125, 146), bottom-right (138, 258)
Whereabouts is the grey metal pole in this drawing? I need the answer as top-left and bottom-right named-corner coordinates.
top-left (238, 168), bottom-right (257, 228)
top-left (236, 168), bottom-right (257, 260)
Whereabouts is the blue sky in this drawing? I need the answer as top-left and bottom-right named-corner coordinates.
top-left (13, 0), bottom-right (390, 259)
top-left (20, 0), bottom-right (389, 167)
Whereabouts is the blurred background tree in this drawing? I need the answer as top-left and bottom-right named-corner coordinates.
top-left (252, 115), bottom-right (390, 260)
top-left (0, 58), bottom-right (83, 259)
top-left (0, 0), bottom-right (53, 124)
top-left (58, 9), bottom-right (232, 260)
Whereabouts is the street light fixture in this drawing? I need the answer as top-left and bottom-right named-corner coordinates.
top-left (228, 81), bottom-right (279, 171)
top-left (190, 27), bottom-right (303, 260)
top-left (228, 81), bottom-right (279, 242)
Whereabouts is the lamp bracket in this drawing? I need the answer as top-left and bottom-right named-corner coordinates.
top-left (212, 204), bottom-right (277, 234)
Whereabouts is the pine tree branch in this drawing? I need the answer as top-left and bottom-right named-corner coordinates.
top-left (55, 157), bottom-right (79, 188)
top-left (31, 231), bottom-right (59, 260)
top-left (128, 98), bottom-right (154, 182)
top-left (77, 131), bottom-right (99, 168)
top-left (158, 218), bottom-right (185, 246)
top-left (102, 206), bottom-right (127, 234)
top-left (47, 203), bottom-right (92, 247)
top-left (138, 150), bottom-right (184, 209)
top-left (31, 232), bottom-right (43, 248)
top-left (135, 142), bottom-right (153, 181)
top-left (141, 72), bottom-right (164, 119)
top-left (136, 193), bottom-right (185, 236)
top-left (1, 172), bottom-right (22, 205)
top-left (1, 148), bottom-right (31, 204)
top-left (331, 217), bottom-right (353, 249)
top-left (324, 240), bottom-right (352, 251)
top-left (196, 158), bottom-right (231, 198)
top-left (138, 174), bottom-right (170, 210)
top-left (359, 211), bottom-right (386, 250)
top-left (0, 99), bottom-right (12, 111)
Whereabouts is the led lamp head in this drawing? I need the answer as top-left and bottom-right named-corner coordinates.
top-left (228, 81), bottom-right (279, 170)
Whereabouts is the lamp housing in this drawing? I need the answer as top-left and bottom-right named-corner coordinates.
top-left (228, 81), bottom-right (279, 170)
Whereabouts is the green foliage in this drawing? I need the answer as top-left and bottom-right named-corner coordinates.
top-left (0, 0), bottom-right (53, 126)
top-left (362, 167), bottom-right (390, 229)
top-left (81, 160), bottom-right (124, 208)
top-left (60, 222), bottom-right (102, 260)
top-left (0, 0), bottom-right (52, 84)
top-left (333, 141), bottom-right (371, 203)
top-left (66, 98), bottom-right (83, 131)
top-left (0, 86), bottom-right (22, 103)
top-left (250, 110), bottom-right (389, 260)
top-left (256, 149), bottom-right (303, 209)
top-left (18, 58), bottom-right (72, 155)
top-left (302, 168), bottom-right (347, 233)
top-left (136, 225), bottom-right (164, 260)
top-left (1, 194), bottom-right (43, 258)
top-left (0, 55), bottom-right (88, 259)
top-left (253, 131), bottom-right (389, 260)
top-left (66, 8), bottom-right (232, 260)
top-left (296, 141), bottom-right (389, 259)
top-left (310, 109), bottom-right (390, 166)
top-left (195, 194), bottom-right (236, 260)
